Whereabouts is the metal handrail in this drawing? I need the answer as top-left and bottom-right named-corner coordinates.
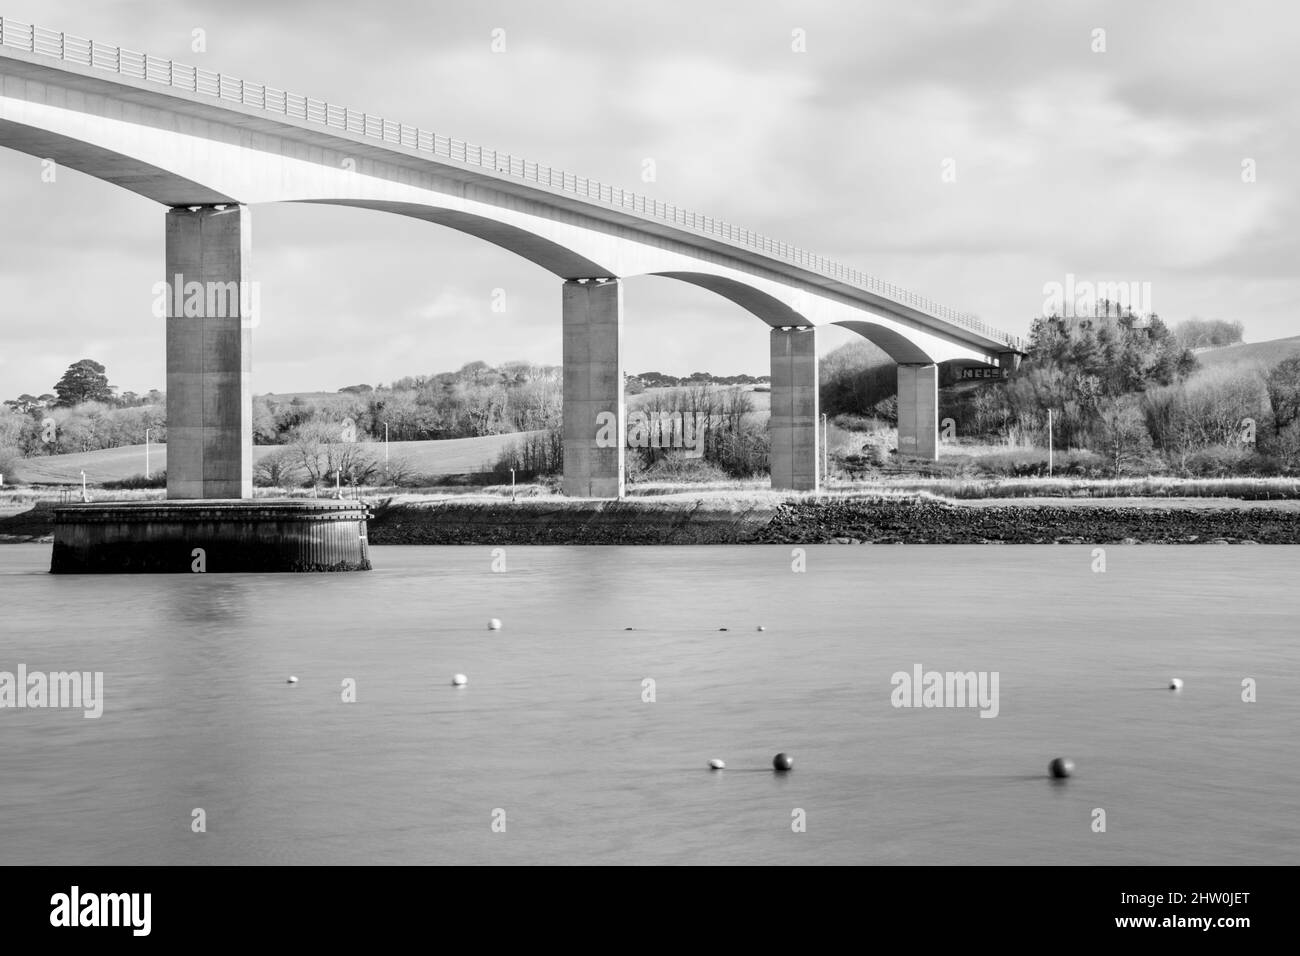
top-left (0, 16), bottom-right (1021, 349)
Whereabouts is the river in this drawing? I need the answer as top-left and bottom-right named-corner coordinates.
top-left (1, 544), bottom-right (1297, 864)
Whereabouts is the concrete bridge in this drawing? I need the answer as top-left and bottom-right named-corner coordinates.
top-left (0, 18), bottom-right (1023, 500)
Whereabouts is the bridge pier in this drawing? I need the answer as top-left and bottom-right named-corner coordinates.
top-left (897, 363), bottom-right (939, 460)
top-left (51, 203), bottom-right (371, 571)
top-left (165, 205), bottom-right (253, 499)
top-left (562, 278), bottom-right (624, 498)
top-left (769, 327), bottom-right (820, 491)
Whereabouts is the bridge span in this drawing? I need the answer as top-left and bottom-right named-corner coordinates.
top-left (0, 18), bottom-right (1023, 498)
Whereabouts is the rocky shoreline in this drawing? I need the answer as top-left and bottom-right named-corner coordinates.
top-left (752, 498), bottom-right (1300, 544)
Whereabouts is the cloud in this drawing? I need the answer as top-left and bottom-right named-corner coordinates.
top-left (1, 0), bottom-right (1298, 399)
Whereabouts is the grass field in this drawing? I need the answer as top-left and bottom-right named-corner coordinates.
top-left (1195, 335), bottom-right (1300, 369)
top-left (9, 432), bottom-right (539, 484)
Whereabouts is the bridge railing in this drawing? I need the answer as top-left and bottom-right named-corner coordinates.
top-left (0, 17), bottom-right (1022, 350)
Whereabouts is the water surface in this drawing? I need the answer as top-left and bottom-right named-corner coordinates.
top-left (1, 544), bottom-right (1297, 865)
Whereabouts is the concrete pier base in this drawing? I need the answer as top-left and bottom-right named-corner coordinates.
top-left (897, 363), bottom-right (939, 460)
top-left (562, 278), bottom-right (624, 498)
top-left (770, 327), bottom-right (820, 490)
top-left (50, 499), bottom-right (372, 573)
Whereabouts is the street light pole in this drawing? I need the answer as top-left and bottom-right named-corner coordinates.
top-left (383, 421), bottom-right (389, 481)
top-left (822, 413), bottom-right (828, 485)
top-left (1048, 409), bottom-right (1054, 477)
top-left (145, 427), bottom-right (151, 479)
top-left (80, 470), bottom-right (88, 503)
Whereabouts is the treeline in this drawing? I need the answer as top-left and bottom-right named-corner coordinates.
top-left (941, 314), bottom-right (1276, 476)
top-left (628, 371), bottom-right (769, 390)
top-left (255, 361), bottom-right (561, 445)
top-left (1174, 317), bottom-right (1245, 351)
top-left (494, 384), bottom-right (769, 482)
top-left (3, 359), bottom-right (161, 413)
top-left (821, 311), bottom-right (1300, 478)
top-left (0, 401), bottom-right (165, 458)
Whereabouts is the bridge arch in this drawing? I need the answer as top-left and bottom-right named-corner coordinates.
top-left (831, 319), bottom-right (938, 365)
top-left (291, 199), bottom-right (615, 279)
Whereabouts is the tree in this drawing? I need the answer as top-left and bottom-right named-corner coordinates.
top-left (3, 394), bottom-right (44, 414)
top-left (1265, 356), bottom-right (1300, 437)
top-left (254, 447), bottom-right (305, 488)
top-left (286, 422), bottom-right (381, 488)
top-left (1174, 317), bottom-right (1245, 351)
top-left (53, 360), bottom-right (113, 407)
top-left (1097, 396), bottom-right (1153, 478)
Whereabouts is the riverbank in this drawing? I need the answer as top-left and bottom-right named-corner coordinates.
top-left (364, 494), bottom-right (1300, 544)
top-left (6, 492), bottom-right (1300, 545)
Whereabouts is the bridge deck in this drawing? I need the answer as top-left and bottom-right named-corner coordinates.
top-left (0, 15), bottom-right (1020, 352)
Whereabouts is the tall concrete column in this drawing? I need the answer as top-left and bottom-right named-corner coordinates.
top-left (897, 363), bottom-right (938, 460)
top-left (165, 205), bottom-right (253, 499)
top-left (562, 278), bottom-right (624, 498)
top-left (769, 326), bottom-right (820, 491)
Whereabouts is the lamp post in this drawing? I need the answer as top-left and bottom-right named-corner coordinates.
top-left (822, 413), bottom-right (828, 486)
top-left (1048, 409), bottom-right (1054, 477)
top-left (80, 470), bottom-right (88, 502)
top-left (383, 421), bottom-right (390, 480)
top-left (145, 427), bottom-right (151, 478)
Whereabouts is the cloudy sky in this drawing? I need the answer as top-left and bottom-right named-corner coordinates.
top-left (1, 0), bottom-right (1296, 397)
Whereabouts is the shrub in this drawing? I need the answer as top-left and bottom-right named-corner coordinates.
top-left (643, 454), bottom-right (730, 482)
top-left (0, 445), bottom-right (24, 483)
top-left (101, 470), bottom-right (166, 490)
top-left (973, 449), bottom-right (1050, 477)
top-left (254, 447), bottom-right (305, 488)
top-left (1185, 445), bottom-right (1252, 477)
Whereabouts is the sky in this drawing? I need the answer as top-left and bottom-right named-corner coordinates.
top-left (0, 0), bottom-right (1297, 397)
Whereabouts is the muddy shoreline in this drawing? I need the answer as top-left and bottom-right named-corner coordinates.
top-left (365, 497), bottom-right (1300, 544)
top-left (5, 496), bottom-right (1298, 545)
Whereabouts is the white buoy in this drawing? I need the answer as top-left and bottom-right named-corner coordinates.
top-left (451, 673), bottom-right (468, 686)
top-left (757, 626), bottom-right (766, 632)
top-left (488, 618), bottom-right (502, 631)
top-left (286, 676), bottom-right (298, 684)
top-left (709, 759), bottom-right (725, 770)
top-left (1169, 677), bottom-right (1183, 690)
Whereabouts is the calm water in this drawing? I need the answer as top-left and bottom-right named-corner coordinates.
top-left (1, 544), bottom-right (1298, 865)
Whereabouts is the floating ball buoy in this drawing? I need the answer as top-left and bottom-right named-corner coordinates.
top-left (772, 752), bottom-right (794, 772)
top-left (709, 759), bottom-right (725, 770)
top-left (1049, 757), bottom-right (1074, 779)
top-left (1169, 678), bottom-right (1183, 690)
top-left (487, 619), bottom-right (502, 631)
top-left (451, 673), bottom-right (468, 687)
top-left (286, 676), bottom-right (298, 684)
top-left (757, 626), bottom-right (766, 632)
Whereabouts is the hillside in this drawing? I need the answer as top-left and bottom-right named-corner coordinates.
top-left (1196, 335), bottom-right (1300, 369)
top-left (10, 432), bottom-right (539, 484)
